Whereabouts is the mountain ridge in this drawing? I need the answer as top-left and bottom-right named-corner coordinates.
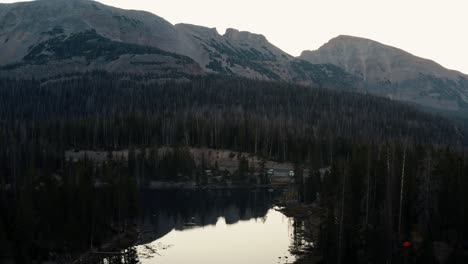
top-left (300, 35), bottom-right (467, 80)
top-left (0, 0), bottom-right (467, 115)
top-left (0, 0), bottom-right (359, 90)
top-left (299, 35), bottom-right (468, 113)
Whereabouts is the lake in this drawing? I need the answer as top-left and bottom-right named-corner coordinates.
top-left (112, 189), bottom-right (298, 264)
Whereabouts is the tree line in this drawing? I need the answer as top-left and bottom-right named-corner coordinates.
top-left (294, 143), bottom-right (468, 264)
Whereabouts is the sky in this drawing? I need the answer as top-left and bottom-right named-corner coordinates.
top-left (2, 0), bottom-right (468, 74)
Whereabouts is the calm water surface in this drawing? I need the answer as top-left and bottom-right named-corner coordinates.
top-left (132, 190), bottom-right (297, 264)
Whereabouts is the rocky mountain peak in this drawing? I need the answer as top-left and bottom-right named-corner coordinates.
top-left (299, 35), bottom-right (468, 112)
top-left (300, 34), bottom-right (463, 83)
top-left (223, 28), bottom-right (267, 44)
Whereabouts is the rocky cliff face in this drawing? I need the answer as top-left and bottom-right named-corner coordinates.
top-left (300, 35), bottom-right (468, 112)
top-left (175, 23), bottom-right (291, 80)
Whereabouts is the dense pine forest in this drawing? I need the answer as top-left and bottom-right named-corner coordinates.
top-left (0, 72), bottom-right (467, 263)
top-left (0, 73), bottom-right (464, 149)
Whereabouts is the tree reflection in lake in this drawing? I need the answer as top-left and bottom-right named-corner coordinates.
top-left (97, 189), bottom-right (299, 264)
top-left (137, 189), bottom-right (276, 244)
top-left (89, 188), bottom-right (313, 264)
top-left (1, 185), bottom-right (312, 264)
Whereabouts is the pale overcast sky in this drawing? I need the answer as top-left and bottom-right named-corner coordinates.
top-left (2, 0), bottom-right (468, 74)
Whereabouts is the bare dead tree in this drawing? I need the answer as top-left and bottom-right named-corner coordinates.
top-left (398, 142), bottom-right (407, 239)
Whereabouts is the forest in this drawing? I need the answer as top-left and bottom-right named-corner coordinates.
top-left (0, 72), bottom-right (467, 263)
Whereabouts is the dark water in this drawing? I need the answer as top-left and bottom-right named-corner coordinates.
top-left (120, 189), bottom-right (297, 264)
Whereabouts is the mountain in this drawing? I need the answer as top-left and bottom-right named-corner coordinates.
top-left (0, 0), bottom-right (204, 78)
top-left (174, 23), bottom-right (292, 79)
top-left (300, 35), bottom-right (468, 114)
top-left (175, 24), bottom-right (361, 88)
top-left (0, 0), bottom-right (358, 90)
top-left (1, 0), bottom-right (467, 116)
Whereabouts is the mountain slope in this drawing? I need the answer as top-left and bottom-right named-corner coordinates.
top-left (299, 35), bottom-right (468, 113)
top-left (0, 0), bottom-right (183, 63)
top-left (0, 0), bottom-right (360, 90)
top-left (0, 0), bottom-right (203, 78)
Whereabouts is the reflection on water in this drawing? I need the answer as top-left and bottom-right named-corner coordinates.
top-left (137, 209), bottom-right (294, 264)
top-left (116, 189), bottom-right (297, 264)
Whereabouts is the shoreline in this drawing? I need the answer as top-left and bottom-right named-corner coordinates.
top-left (141, 181), bottom-right (289, 190)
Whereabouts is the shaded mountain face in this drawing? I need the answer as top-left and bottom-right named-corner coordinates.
top-left (0, 0), bottom-right (359, 90)
top-left (300, 35), bottom-right (468, 113)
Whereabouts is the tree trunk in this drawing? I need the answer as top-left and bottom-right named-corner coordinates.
top-left (398, 145), bottom-right (407, 239)
top-left (338, 162), bottom-right (347, 264)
